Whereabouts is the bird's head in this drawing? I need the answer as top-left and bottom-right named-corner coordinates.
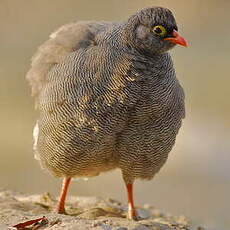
top-left (124, 7), bottom-right (188, 55)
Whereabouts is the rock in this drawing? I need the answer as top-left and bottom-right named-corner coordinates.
top-left (0, 190), bottom-right (205, 230)
top-left (130, 225), bottom-right (150, 230)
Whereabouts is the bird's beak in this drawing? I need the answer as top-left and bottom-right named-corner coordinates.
top-left (164, 30), bottom-right (188, 47)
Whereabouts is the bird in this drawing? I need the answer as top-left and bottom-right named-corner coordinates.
top-left (27, 6), bottom-right (187, 220)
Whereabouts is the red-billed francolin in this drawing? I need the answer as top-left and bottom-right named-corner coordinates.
top-left (27, 6), bottom-right (187, 220)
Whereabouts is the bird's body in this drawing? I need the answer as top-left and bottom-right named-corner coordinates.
top-left (27, 7), bottom-right (187, 218)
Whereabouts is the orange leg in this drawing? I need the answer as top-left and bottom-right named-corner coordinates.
top-left (126, 183), bottom-right (138, 220)
top-left (56, 177), bottom-right (71, 214)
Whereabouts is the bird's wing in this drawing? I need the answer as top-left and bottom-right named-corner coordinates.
top-left (26, 21), bottom-right (111, 99)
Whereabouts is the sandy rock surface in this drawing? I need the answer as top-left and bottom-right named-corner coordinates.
top-left (0, 190), bottom-right (205, 230)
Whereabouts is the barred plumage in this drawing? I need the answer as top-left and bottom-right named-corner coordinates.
top-left (27, 7), bottom-right (186, 219)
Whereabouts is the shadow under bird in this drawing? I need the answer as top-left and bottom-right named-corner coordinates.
top-left (27, 6), bottom-right (187, 219)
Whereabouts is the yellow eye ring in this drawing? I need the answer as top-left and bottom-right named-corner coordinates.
top-left (152, 25), bottom-right (167, 37)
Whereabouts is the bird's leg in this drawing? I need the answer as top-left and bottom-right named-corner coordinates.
top-left (56, 177), bottom-right (71, 214)
top-left (126, 183), bottom-right (138, 220)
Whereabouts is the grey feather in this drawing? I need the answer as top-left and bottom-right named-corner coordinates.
top-left (27, 7), bottom-right (185, 184)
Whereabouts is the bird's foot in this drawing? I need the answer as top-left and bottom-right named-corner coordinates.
top-left (127, 208), bottom-right (138, 220)
top-left (55, 205), bottom-right (67, 215)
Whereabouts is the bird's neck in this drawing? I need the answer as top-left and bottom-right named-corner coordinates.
top-left (127, 50), bottom-right (175, 81)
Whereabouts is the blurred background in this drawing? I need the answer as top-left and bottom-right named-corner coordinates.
top-left (0, 0), bottom-right (229, 229)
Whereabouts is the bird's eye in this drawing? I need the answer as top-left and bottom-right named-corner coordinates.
top-left (152, 25), bottom-right (167, 37)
